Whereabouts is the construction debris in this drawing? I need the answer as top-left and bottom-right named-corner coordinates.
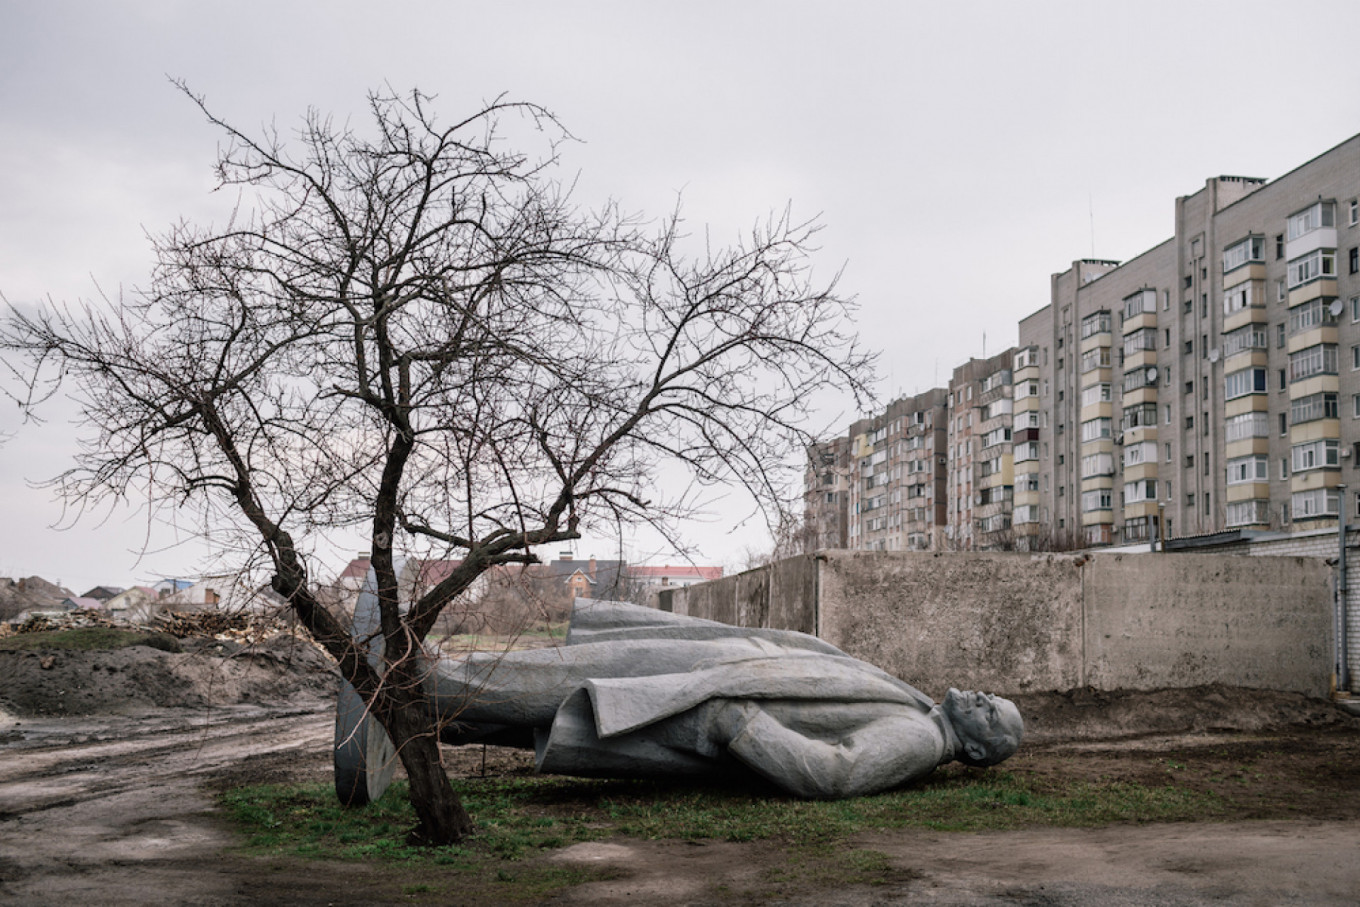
top-left (1, 607), bottom-right (300, 646)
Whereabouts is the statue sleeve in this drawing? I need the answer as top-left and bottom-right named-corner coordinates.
top-left (723, 705), bottom-right (945, 799)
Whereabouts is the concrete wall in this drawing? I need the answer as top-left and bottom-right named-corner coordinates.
top-left (664, 550), bottom-right (1334, 699)
top-left (1080, 554), bottom-right (1331, 695)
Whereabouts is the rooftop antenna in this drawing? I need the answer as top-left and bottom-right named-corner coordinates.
top-left (982, 331), bottom-right (987, 359)
top-left (1089, 192), bottom-right (1096, 257)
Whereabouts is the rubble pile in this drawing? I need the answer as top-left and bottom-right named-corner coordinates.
top-left (154, 610), bottom-right (292, 644)
top-left (0, 607), bottom-right (302, 647)
top-left (0, 609), bottom-right (119, 637)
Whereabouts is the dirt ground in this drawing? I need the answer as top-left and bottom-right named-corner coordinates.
top-left (2, 639), bottom-right (1360, 905)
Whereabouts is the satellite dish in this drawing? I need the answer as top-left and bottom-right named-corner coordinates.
top-left (1208, 348), bottom-right (1220, 362)
top-left (1146, 367), bottom-right (1158, 383)
top-left (1330, 299), bottom-right (1345, 318)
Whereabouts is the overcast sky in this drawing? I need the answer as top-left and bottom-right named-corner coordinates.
top-left (3, 0), bottom-right (1360, 591)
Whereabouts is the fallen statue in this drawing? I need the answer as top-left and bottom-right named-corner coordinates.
top-left (335, 595), bottom-right (1023, 804)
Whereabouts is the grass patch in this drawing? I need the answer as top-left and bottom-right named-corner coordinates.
top-left (0, 627), bottom-right (181, 653)
top-left (220, 768), bottom-right (1226, 900)
top-left (220, 765), bottom-right (1226, 878)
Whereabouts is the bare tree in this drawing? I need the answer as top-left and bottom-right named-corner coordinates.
top-left (0, 85), bottom-right (873, 844)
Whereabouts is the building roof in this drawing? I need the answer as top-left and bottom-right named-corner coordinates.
top-left (625, 565), bottom-right (724, 581)
top-left (335, 556), bottom-right (463, 588)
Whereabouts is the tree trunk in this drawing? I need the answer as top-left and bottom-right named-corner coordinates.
top-left (388, 698), bottom-right (475, 845)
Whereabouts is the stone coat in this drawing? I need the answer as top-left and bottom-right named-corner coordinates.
top-left (434, 599), bottom-right (955, 799)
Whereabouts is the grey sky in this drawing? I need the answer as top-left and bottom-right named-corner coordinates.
top-left (3, 0), bottom-right (1359, 591)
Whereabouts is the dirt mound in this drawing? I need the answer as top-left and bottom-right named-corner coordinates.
top-left (0, 633), bottom-right (336, 717)
top-left (1012, 683), bottom-right (1356, 744)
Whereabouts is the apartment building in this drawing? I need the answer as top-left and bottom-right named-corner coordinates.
top-left (805, 390), bottom-right (949, 552)
top-left (805, 436), bottom-right (851, 550)
top-left (807, 131), bottom-right (1360, 553)
top-left (946, 351), bottom-right (1018, 549)
top-left (1021, 133), bottom-right (1360, 545)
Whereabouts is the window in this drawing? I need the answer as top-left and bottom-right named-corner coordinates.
top-left (1351, 248), bottom-right (1359, 275)
top-left (1121, 402), bottom-right (1158, 431)
top-left (1292, 488), bottom-right (1340, 518)
top-left (1185, 414), bottom-right (1194, 430)
top-left (1123, 479), bottom-right (1157, 504)
top-left (1224, 366), bottom-right (1267, 399)
top-left (1079, 348), bottom-right (1111, 374)
top-left (1354, 394), bottom-right (1360, 419)
top-left (1221, 324), bottom-right (1268, 358)
top-left (1124, 516), bottom-right (1153, 542)
top-left (1015, 441), bottom-right (1039, 461)
top-left (982, 427), bottom-right (1011, 448)
top-left (1223, 282), bottom-right (1259, 315)
top-left (1352, 296), bottom-right (1360, 323)
top-left (1287, 201), bottom-right (1335, 241)
top-left (1224, 411), bottom-right (1269, 442)
top-left (981, 369), bottom-right (1012, 392)
top-left (983, 398), bottom-right (1013, 419)
top-left (1183, 339), bottom-right (1194, 356)
top-left (1351, 200), bottom-right (1359, 227)
top-left (1185, 454), bottom-right (1195, 468)
top-left (1280, 412), bottom-right (1288, 436)
top-left (1080, 310), bottom-right (1112, 338)
top-left (1081, 452), bottom-right (1114, 478)
top-left (1123, 328), bottom-right (1157, 357)
top-left (1080, 418), bottom-right (1112, 442)
top-left (1276, 234), bottom-right (1285, 259)
top-left (1123, 440), bottom-right (1157, 467)
top-left (1277, 323), bottom-right (1287, 348)
top-left (1226, 500), bottom-right (1270, 527)
top-left (1015, 380), bottom-right (1039, 399)
top-left (1081, 383), bottom-right (1112, 406)
top-left (1226, 455), bottom-right (1269, 484)
top-left (1291, 438), bottom-right (1340, 472)
top-left (1123, 368), bottom-right (1156, 393)
top-left (1287, 296), bottom-right (1338, 336)
top-left (1081, 488), bottom-right (1112, 512)
top-left (1122, 290), bottom-right (1155, 320)
top-left (1289, 344), bottom-right (1339, 382)
top-left (1013, 504), bottom-right (1038, 525)
top-left (1288, 249), bottom-right (1337, 288)
top-left (1222, 235), bottom-right (1265, 273)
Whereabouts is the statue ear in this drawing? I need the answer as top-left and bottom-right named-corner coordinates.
top-left (964, 740), bottom-right (988, 762)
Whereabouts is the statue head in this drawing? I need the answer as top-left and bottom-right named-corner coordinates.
top-left (941, 688), bottom-right (1023, 767)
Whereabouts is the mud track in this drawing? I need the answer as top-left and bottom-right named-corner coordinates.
top-left (0, 702), bottom-right (332, 905)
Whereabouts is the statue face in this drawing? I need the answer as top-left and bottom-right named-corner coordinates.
top-left (942, 688), bottom-right (1023, 766)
